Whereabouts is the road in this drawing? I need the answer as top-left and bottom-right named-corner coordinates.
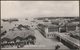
top-left (33, 29), bottom-right (69, 49)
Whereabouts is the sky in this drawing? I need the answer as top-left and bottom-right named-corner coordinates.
top-left (1, 1), bottom-right (79, 19)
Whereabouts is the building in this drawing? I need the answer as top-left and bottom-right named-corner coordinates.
top-left (1, 27), bottom-right (35, 46)
top-left (66, 22), bottom-right (79, 32)
top-left (38, 23), bottom-right (59, 38)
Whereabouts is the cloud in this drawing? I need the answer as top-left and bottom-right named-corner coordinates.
top-left (1, 1), bottom-right (79, 19)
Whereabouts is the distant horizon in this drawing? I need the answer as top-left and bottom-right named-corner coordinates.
top-left (1, 16), bottom-right (79, 19)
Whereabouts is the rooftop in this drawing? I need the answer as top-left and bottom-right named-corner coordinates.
top-left (41, 23), bottom-right (59, 27)
top-left (1, 28), bottom-right (34, 40)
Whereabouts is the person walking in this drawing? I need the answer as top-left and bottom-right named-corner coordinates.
top-left (55, 45), bottom-right (60, 50)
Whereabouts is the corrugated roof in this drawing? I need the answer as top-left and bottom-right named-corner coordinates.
top-left (1, 29), bottom-right (34, 40)
top-left (42, 23), bottom-right (58, 27)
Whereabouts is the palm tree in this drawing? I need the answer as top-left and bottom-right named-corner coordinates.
top-left (26, 35), bottom-right (36, 45)
top-left (12, 36), bottom-right (23, 48)
top-left (1, 37), bottom-right (11, 47)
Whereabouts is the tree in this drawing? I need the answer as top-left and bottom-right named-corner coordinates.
top-left (26, 35), bottom-right (36, 45)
